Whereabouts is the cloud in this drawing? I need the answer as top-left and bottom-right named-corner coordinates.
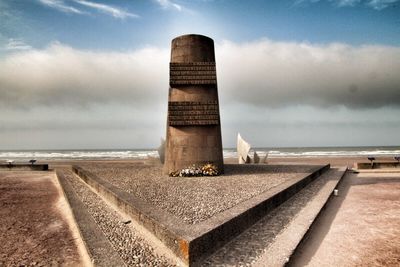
top-left (37, 0), bottom-right (139, 18)
top-left (38, 0), bottom-right (84, 14)
top-left (294, 0), bottom-right (399, 9)
top-left (1, 40), bottom-right (400, 148)
top-left (217, 39), bottom-right (400, 108)
top-left (4, 38), bottom-right (32, 51)
top-left (335, 0), bottom-right (362, 7)
top-left (368, 0), bottom-right (399, 10)
top-left (73, 0), bottom-right (139, 19)
top-left (0, 40), bottom-right (400, 111)
top-left (155, 0), bottom-right (183, 11)
top-left (0, 43), bottom-right (168, 109)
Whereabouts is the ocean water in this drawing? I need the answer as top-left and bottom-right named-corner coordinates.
top-left (0, 146), bottom-right (399, 160)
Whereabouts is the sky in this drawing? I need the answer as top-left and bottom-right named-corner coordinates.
top-left (0, 0), bottom-right (400, 149)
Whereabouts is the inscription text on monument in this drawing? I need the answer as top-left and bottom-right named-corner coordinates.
top-left (168, 101), bottom-right (220, 126)
top-left (170, 62), bottom-right (217, 85)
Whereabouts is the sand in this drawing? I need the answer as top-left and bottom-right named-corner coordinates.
top-left (0, 171), bottom-right (90, 267)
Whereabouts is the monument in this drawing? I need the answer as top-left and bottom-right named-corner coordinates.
top-left (164, 34), bottom-right (224, 174)
top-left (237, 133), bottom-right (251, 164)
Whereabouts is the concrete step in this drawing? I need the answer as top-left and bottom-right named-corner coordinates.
top-left (56, 168), bottom-right (126, 267)
top-left (201, 167), bottom-right (347, 267)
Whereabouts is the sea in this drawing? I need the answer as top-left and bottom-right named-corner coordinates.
top-left (0, 146), bottom-right (399, 161)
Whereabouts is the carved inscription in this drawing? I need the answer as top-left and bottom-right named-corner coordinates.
top-left (168, 101), bottom-right (220, 126)
top-left (170, 62), bottom-right (217, 85)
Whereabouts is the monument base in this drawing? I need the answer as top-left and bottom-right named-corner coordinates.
top-left (65, 163), bottom-right (334, 265)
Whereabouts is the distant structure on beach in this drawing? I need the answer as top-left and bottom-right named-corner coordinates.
top-left (237, 133), bottom-right (251, 164)
top-left (164, 34), bottom-right (224, 174)
top-left (237, 133), bottom-right (268, 164)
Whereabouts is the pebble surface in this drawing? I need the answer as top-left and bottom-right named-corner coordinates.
top-left (79, 164), bottom-right (314, 224)
top-left (59, 168), bottom-right (177, 267)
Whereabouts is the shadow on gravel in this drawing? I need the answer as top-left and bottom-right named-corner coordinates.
top-left (223, 164), bottom-right (321, 176)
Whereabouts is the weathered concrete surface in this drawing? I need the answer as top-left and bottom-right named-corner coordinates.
top-left (72, 164), bottom-right (330, 265)
top-left (164, 34), bottom-right (224, 174)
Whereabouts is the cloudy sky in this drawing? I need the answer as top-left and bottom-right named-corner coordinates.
top-left (1, 0), bottom-right (400, 149)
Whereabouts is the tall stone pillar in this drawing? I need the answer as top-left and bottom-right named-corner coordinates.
top-left (164, 34), bottom-right (224, 174)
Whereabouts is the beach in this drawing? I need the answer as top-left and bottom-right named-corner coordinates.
top-left (1, 154), bottom-right (399, 266)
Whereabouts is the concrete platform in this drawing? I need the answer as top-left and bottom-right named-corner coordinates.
top-left (70, 163), bottom-right (330, 265)
top-left (355, 161), bottom-right (400, 170)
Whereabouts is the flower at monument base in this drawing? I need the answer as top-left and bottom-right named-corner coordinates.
top-left (201, 163), bottom-right (218, 176)
top-left (169, 163), bottom-right (219, 177)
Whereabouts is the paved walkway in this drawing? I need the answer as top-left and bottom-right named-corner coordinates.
top-left (0, 171), bottom-right (88, 266)
top-left (289, 171), bottom-right (400, 267)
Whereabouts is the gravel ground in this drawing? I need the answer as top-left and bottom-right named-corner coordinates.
top-left (78, 163), bottom-right (315, 224)
top-left (59, 168), bottom-right (177, 267)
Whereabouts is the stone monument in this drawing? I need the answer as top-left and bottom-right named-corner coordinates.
top-left (164, 34), bottom-right (224, 174)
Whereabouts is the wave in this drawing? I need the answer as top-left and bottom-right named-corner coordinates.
top-left (261, 149), bottom-right (400, 157)
top-left (0, 150), bottom-right (159, 160)
top-left (0, 147), bottom-right (399, 160)
top-left (222, 148), bottom-right (400, 158)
